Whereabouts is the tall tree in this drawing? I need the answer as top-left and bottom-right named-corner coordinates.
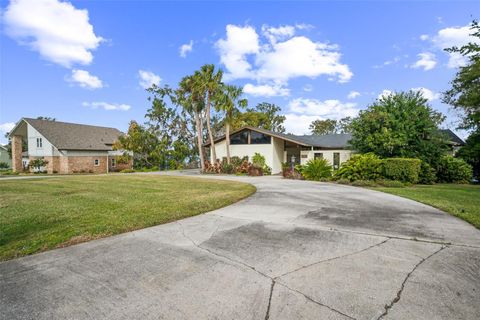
top-left (442, 20), bottom-right (480, 131)
top-left (309, 117), bottom-right (353, 135)
top-left (215, 84), bottom-right (247, 164)
top-left (309, 119), bottom-right (337, 135)
top-left (177, 74), bottom-right (206, 170)
top-left (442, 20), bottom-right (480, 177)
top-left (230, 102), bottom-right (286, 132)
top-left (349, 91), bottom-right (447, 165)
top-left (254, 102), bottom-right (286, 132)
top-left (198, 64), bottom-right (223, 162)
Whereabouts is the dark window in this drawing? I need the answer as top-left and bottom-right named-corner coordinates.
top-left (111, 158), bottom-right (116, 167)
top-left (314, 153), bottom-right (323, 159)
top-left (250, 131), bottom-right (271, 144)
top-left (230, 131), bottom-right (249, 145)
top-left (94, 159), bottom-right (99, 166)
top-left (333, 152), bottom-right (340, 169)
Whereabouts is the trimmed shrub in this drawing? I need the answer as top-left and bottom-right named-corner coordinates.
top-left (252, 152), bottom-right (271, 175)
top-left (0, 162), bottom-right (9, 169)
top-left (334, 153), bottom-right (383, 181)
top-left (351, 180), bottom-right (378, 187)
top-left (382, 158), bottom-right (421, 183)
top-left (336, 178), bottom-right (351, 185)
top-left (120, 169), bottom-right (135, 173)
top-left (377, 179), bottom-right (405, 188)
top-left (221, 163), bottom-right (235, 174)
top-left (436, 155), bottom-right (473, 183)
top-left (300, 158), bottom-right (332, 181)
top-left (418, 161), bottom-right (436, 184)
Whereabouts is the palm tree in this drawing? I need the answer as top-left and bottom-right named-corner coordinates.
top-left (197, 64), bottom-right (223, 163)
top-left (177, 74), bottom-right (206, 170)
top-left (215, 84), bottom-right (247, 164)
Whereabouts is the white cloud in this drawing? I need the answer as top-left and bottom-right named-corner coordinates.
top-left (262, 24), bottom-right (296, 44)
top-left (432, 24), bottom-right (479, 68)
top-left (215, 24), bottom-right (352, 84)
top-left (411, 87), bottom-right (440, 101)
top-left (411, 52), bottom-right (437, 71)
top-left (284, 114), bottom-right (320, 135)
top-left (419, 34), bottom-right (429, 41)
top-left (378, 89), bottom-right (393, 99)
top-left (3, 0), bottom-right (103, 68)
top-left (347, 91), bottom-right (360, 99)
top-left (179, 40), bottom-right (193, 58)
top-left (243, 83), bottom-right (289, 97)
top-left (68, 69), bottom-right (103, 89)
top-left (82, 102), bottom-right (131, 111)
top-left (288, 98), bottom-right (359, 118)
top-left (0, 122), bottom-right (16, 135)
top-left (215, 24), bottom-right (260, 80)
top-left (303, 84), bottom-right (313, 92)
top-left (138, 70), bottom-right (161, 89)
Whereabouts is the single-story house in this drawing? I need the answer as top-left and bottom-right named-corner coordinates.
top-left (205, 126), bottom-right (353, 174)
top-left (205, 126), bottom-right (466, 175)
top-left (0, 145), bottom-right (11, 167)
top-left (8, 118), bottom-right (133, 174)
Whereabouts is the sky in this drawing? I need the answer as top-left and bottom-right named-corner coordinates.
top-left (0, 0), bottom-right (479, 144)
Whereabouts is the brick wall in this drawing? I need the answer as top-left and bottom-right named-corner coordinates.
top-left (67, 156), bottom-right (108, 174)
top-left (11, 135), bottom-right (23, 172)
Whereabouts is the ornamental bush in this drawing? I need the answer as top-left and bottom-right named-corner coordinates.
top-left (436, 155), bottom-right (472, 183)
top-left (382, 158), bottom-right (421, 183)
top-left (300, 158), bottom-right (332, 181)
top-left (252, 152), bottom-right (271, 175)
top-left (334, 153), bottom-right (383, 181)
top-left (418, 161), bottom-right (436, 184)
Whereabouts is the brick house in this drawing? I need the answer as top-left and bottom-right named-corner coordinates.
top-left (8, 118), bottom-right (133, 174)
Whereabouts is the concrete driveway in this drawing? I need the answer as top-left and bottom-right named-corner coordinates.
top-left (1, 173), bottom-right (479, 320)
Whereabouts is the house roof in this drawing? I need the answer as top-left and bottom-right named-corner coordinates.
top-left (439, 129), bottom-right (465, 146)
top-left (10, 118), bottom-right (123, 151)
top-left (205, 126), bottom-right (352, 149)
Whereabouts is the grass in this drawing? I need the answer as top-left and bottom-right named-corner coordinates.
top-left (373, 184), bottom-right (480, 229)
top-left (0, 175), bottom-right (256, 261)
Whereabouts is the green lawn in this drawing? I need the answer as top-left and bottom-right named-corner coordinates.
top-left (373, 184), bottom-right (480, 229)
top-left (0, 175), bottom-right (256, 261)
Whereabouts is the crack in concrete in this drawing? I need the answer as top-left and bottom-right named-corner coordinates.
top-left (175, 220), bottom-right (357, 319)
top-left (376, 245), bottom-right (447, 320)
top-left (264, 280), bottom-right (275, 320)
top-left (276, 282), bottom-right (357, 320)
top-left (275, 238), bottom-right (390, 279)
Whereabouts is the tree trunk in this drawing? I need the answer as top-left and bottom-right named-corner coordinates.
top-left (195, 111), bottom-right (205, 171)
top-left (225, 121), bottom-right (231, 164)
top-left (205, 93), bottom-right (217, 162)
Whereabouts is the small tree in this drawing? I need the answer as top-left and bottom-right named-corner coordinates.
top-left (29, 158), bottom-right (48, 172)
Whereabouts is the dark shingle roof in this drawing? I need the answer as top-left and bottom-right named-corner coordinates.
top-left (205, 126), bottom-right (352, 148)
top-left (439, 129), bottom-right (465, 145)
top-left (23, 118), bottom-right (123, 151)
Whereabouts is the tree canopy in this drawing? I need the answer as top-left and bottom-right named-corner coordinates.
top-left (349, 91), bottom-right (447, 164)
top-left (309, 117), bottom-right (352, 135)
top-left (442, 20), bottom-right (480, 131)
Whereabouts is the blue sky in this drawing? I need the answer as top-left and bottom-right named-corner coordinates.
top-left (0, 0), bottom-right (479, 144)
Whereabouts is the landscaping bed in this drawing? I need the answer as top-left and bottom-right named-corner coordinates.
top-left (0, 175), bottom-right (256, 261)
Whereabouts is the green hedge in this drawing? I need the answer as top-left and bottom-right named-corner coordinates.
top-left (436, 155), bottom-right (472, 183)
top-left (382, 158), bottom-right (421, 183)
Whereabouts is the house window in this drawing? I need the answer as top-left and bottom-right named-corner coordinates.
top-left (94, 159), bottom-right (99, 166)
top-left (250, 131), bottom-right (271, 144)
top-left (314, 153), bottom-right (323, 159)
top-left (333, 152), bottom-right (340, 169)
top-left (36, 138), bottom-right (43, 148)
top-left (111, 158), bottom-right (116, 167)
top-left (230, 131), bottom-right (249, 145)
